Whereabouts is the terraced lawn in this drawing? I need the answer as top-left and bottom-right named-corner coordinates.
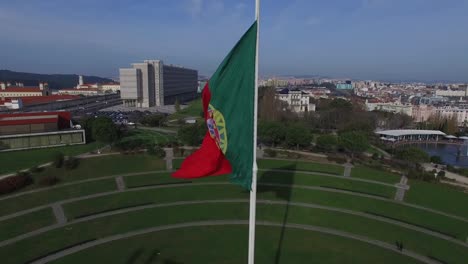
top-left (406, 180), bottom-right (468, 219)
top-left (32, 154), bottom-right (166, 183)
top-left (258, 159), bottom-right (344, 175)
top-left (2, 203), bottom-right (467, 264)
top-left (0, 208), bottom-right (55, 241)
top-left (351, 166), bottom-right (401, 183)
top-left (50, 226), bottom-right (421, 264)
top-left (124, 172), bottom-right (188, 188)
top-left (0, 178), bottom-right (117, 217)
top-left (123, 171), bottom-right (395, 198)
top-left (62, 184), bottom-right (468, 240)
top-left (0, 142), bottom-right (104, 175)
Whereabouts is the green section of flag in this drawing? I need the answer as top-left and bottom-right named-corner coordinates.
top-left (209, 21), bottom-right (257, 190)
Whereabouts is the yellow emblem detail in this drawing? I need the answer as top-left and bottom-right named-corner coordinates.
top-left (207, 104), bottom-right (228, 154)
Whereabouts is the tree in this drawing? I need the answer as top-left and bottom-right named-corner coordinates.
top-left (80, 117), bottom-right (95, 142)
top-left (395, 147), bottom-right (430, 163)
top-left (177, 122), bottom-right (206, 146)
top-left (285, 123), bottom-right (312, 149)
top-left (258, 121), bottom-right (286, 147)
top-left (53, 152), bottom-right (65, 168)
top-left (141, 114), bottom-right (167, 127)
top-left (92, 117), bottom-right (119, 144)
top-left (316, 134), bottom-right (338, 152)
top-left (338, 131), bottom-right (369, 157)
top-left (430, 155), bottom-right (443, 164)
top-left (174, 98), bottom-right (181, 112)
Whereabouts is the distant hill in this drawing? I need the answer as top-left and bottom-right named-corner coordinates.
top-left (0, 70), bottom-right (114, 90)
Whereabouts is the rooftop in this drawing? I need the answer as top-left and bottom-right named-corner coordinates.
top-left (375, 129), bottom-right (446, 137)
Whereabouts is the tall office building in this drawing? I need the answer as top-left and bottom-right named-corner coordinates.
top-left (119, 60), bottom-right (198, 108)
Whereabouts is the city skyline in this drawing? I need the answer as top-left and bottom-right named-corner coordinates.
top-left (1, 0), bottom-right (468, 82)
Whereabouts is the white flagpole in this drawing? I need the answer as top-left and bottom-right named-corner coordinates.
top-left (248, 0), bottom-right (260, 264)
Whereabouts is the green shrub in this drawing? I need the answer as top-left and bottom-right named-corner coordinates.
top-left (148, 145), bottom-right (166, 158)
top-left (64, 157), bottom-right (80, 170)
top-left (29, 166), bottom-right (43, 173)
top-left (430, 155), bottom-right (443, 164)
top-left (0, 173), bottom-right (32, 194)
top-left (39, 176), bottom-right (60, 186)
top-left (264, 149), bottom-right (277, 158)
top-left (437, 170), bottom-right (446, 177)
top-left (53, 152), bottom-right (65, 168)
top-left (327, 154), bottom-right (347, 164)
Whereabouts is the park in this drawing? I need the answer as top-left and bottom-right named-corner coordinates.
top-left (0, 143), bottom-right (467, 263)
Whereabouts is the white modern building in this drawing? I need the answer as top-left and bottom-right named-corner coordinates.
top-left (276, 88), bottom-right (315, 113)
top-left (119, 60), bottom-right (198, 108)
top-left (435, 88), bottom-right (467, 97)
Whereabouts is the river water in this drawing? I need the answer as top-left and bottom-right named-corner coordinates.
top-left (416, 143), bottom-right (468, 168)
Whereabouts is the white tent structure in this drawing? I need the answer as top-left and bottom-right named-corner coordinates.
top-left (376, 129), bottom-right (446, 142)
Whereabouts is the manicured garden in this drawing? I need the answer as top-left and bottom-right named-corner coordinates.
top-left (0, 155), bottom-right (467, 264)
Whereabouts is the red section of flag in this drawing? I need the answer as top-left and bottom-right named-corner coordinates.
top-left (172, 83), bottom-right (232, 179)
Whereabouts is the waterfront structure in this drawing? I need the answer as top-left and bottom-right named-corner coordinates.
top-left (119, 60), bottom-right (198, 108)
top-left (0, 111), bottom-right (85, 151)
top-left (276, 88), bottom-right (315, 113)
top-left (376, 129), bottom-right (446, 142)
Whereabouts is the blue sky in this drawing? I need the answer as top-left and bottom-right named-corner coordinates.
top-left (0, 0), bottom-right (467, 82)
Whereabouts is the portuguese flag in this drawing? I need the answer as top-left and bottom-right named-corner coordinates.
top-left (172, 21), bottom-right (257, 190)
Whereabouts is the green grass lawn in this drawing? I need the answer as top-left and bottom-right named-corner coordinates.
top-left (173, 158), bottom-right (184, 169)
top-left (0, 178), bottom-right (116, 217)
top-left (62, 184), bottom-right (468, 240)
top-left (123, 172), bottom-right (188, 188)
top-left (0, 208), bottom-right (54, 241)
top-left (3, 203), bottom-right (466, 264)
top-left (351, 166), bottom-right (401, 183)
top-left (117, 129), bottom-right (175, 146)
top-left (168, 98), bottom-right (202, 120)
top-left (50, 226), bottom-right (421, 264)
top-left (30, 154), bottom-right (166, 185)
top-left (123, 171), bottom-right (395, 198)
top-left (258, 159), bottom-right (344, 175)
top-left (406, 180), bottom-right (468, 219)
top-left (0, 142), bottom-right (104, 175)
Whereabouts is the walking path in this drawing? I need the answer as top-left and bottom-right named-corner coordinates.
top-left (115, 176), bottom-right (125, 191)
top-left (51, 203), bottom-right (67, 225)
top-left (343, 163), bottom-right (353, 177)
top-left (29, 220), bottom-right (441, 264)
top-left (164, 148), bottom-right (174, 170)
top-left (395, 175), bottom-right (410, 202)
